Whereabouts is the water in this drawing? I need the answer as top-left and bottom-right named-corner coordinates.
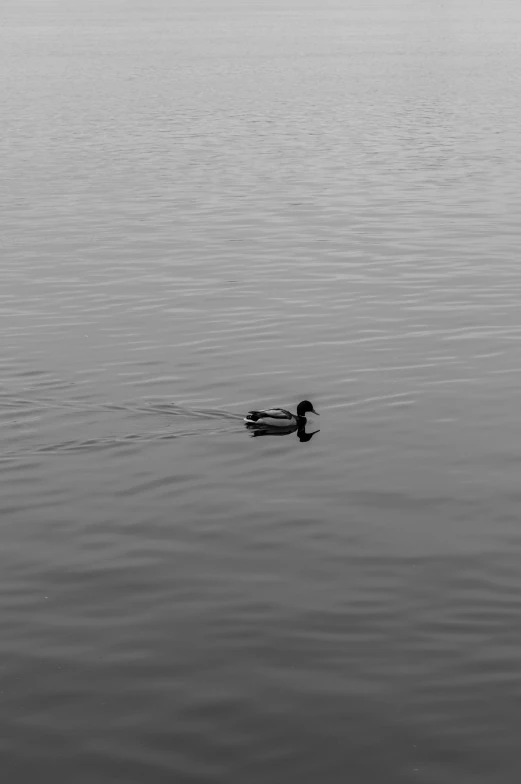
top-left (2, 0), bottom-right (521, 780)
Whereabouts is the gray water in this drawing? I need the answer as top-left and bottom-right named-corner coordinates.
top-left (2, 1), bottom-right (521, 781)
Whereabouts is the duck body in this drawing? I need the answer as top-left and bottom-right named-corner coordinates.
top-left (244, 407), bottom-right (298, 427)
top-left (244, 400), bottom-right (318, 428)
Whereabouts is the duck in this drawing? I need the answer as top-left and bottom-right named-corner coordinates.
top-left (244, 400), bottom-right (318, 428)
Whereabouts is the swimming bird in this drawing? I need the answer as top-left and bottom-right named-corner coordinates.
top-left (244, 400), bottom-right (318, 428)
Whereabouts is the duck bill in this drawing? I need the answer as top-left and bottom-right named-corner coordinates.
top-left (311, 408), bottom-right (319, 415)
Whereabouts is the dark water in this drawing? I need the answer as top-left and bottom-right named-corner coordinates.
top-left (2, 1), bottom-right (521, 781)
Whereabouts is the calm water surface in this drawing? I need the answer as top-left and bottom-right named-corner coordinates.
top-left (2, 1), bottom-right (521, 781)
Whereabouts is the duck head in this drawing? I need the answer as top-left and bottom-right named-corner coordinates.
top-left (296, 400), bottom-right (319, 419)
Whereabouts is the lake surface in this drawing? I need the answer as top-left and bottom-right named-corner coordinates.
top-left (2, 0), bottom-right (521, 781)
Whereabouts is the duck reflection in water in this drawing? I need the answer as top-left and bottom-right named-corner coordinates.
top-left (245, 422), bottom-right (320, 442)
